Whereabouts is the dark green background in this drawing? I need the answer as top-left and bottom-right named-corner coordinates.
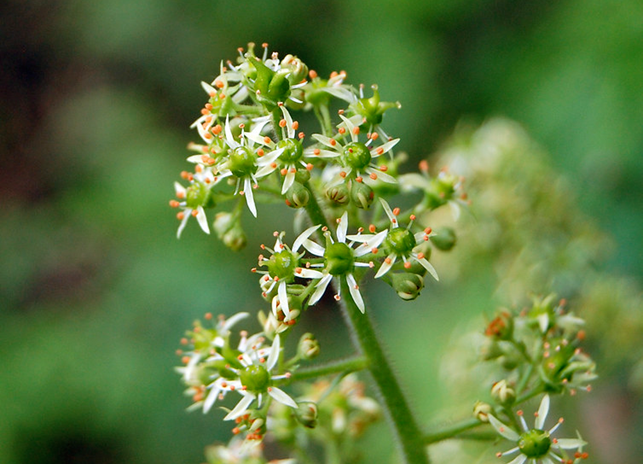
top-left (1, 0), bottom-right (641, 462)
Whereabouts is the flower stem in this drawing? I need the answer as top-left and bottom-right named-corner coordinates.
top-left (338, 277), bottom-right (430, 464)
top-left (423, 418), bottom-right (482, 445)
top-left (288, 356), bottom-right (368, 382)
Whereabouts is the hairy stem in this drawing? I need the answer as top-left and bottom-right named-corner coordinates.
top-left (423, 418), bottom-right (483, 445)
top-left (338, 277), bottom-right (430, 464)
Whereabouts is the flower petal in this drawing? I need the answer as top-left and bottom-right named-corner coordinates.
top-left (378, 198), bottom-right (397, 226)
top-left (267, 335), bottom-right (280, 371)
top-left (416, 256), bottom-right (439, 281)
top-left (295, 268), bottom-right (324, 279)
top-left (195, 206), bottom-right (210, 234)
top-left (268, 386), bottom-right (298, 408)
top-left (223, 394), bottom-right (255, 421)
top-left (488, 414), bottom-right (520, 441)
top-left (281, 169), bottom-right (296, 194)
top-left (203, 384), bottom-right (221, 413)
top-left (555, 437), bottom-right (587, 449)
top-left (243, 177), bottom-right (257, 217)
top-left (346, 274), bottom-right (365, 313)
top-left (176, 208), bottom-right (191, 239)
top-left (535, 395), bottom-right (550, 430)
top-left (375, 253), bottom-right (396, 278)
top-left (224, 116), bottom-right (239, 149)
top-left (278, 281), bottom-right (290, 316)
top-left (337, 212), bottom-right (348, 243)
top-left (506, 455), bottom-right (527, 464)
top-left (309, 274), bottom-right (332, 306)
top-left (293, 225), bottom-right (321, 252)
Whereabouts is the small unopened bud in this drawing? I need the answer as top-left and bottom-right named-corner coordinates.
top-left (390, 272), bottom-right (424, 301)
top-left (298, 333), bottom-right (320, 360)
top-left (491, 380), bottom-right (516, 406)
top-left (285, 181), bottom-right (310, 208)
top-left (485, 311), bottom-right (514, 340)
top-left (480, 338), bottom-right (503, 360)
top-left (213, 212), bottom-right (235, 237)
top-left (326, 184), bottom-right (350, 205)
top-left (430, 227), bottom-right (457, 251)
top-left (350, 181), bottom-right (374, 209)
top-left (222, 225), bottom-right (247, 251)
top-left (473, 401), bottom-right (492, 422)
top-left (294, 401), bottom-right (318, 428)
top-left (281, 54), bottom-right (309, 84)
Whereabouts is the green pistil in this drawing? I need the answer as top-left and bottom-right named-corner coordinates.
top-left (185, 182), bottom-right (208, 208)
top-left (519, 429), bottom-right (551, 458)
top-left (240, 364), bottom-right (271, 393)
top-left (268, 250), bottom-right (297, 280)
top-left (229, 146), bottom-right (257, 177)
top-left (278, 138), bottom-right (303, 163)
top-left (342, 142), bottom-right (371, 170)
top-left (324, 242), bottom-right (354, 276)
top-left (385, 228), bottom-right (416, 257)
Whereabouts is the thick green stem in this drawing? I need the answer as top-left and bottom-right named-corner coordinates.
top-left (338, 277), bottom-right (430, 464)
top-left (423, 418), bottom-right (482, 445)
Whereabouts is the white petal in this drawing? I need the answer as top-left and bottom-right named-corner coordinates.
top-left (222, 312), bottom-right (249, 331)
top-left (353, 230), bottom-right (387, 257)
top-left (346, 274), bottom-right (365, 313)
top-left (397, 173), bottom-right (429, 191)
top-left (176, 209), bottom-right (191, 239)
top-left (449, 200), bottom-right (461, 221)
top-left (174, 182), bottom-right (186, 196)
top-left (303, 239), bottom-right (326, 257)
top-left (293, 225), bottom-right (321, 252)
top-left (364, 168), bottom-right (397, 184)
top-left (555, 438), bottom-right (587, 449)
top-left (267, 335), bottom-right (280, 371)
top-left (243, 178), bottom-right (257, 217)
top-left (281, 170), bottom-right (296, 194)
top-left (183, 353), bottom-right (201, 382)
top-left (295, 268), bottom-right (324, 279)
top-left (201, 81), bottom-right (217, 96)
top-left (268, 387), bottom-right (298, 408)
top-left (320, 86), bottom-right (356, 103)
top-left (378, 198), bottom-right (396, 225)
top-left (535, 395), bottom-right (550, 430)
top-left (309, 274), bottom-right (332, 306)
top-left (278, 281), bottom-right (289, 316)
top-left (541, 458), bottom-right (555, 464)
top-left (244, 130), bottom-right (268, 146)
top-left (203, 385), bottom-right (221, 413)
top-left (374, 254), bottom-right (396, 278)
top-left (374, 138), bottom-right (400, 156)
top-left (537, 313), bottom-right (550, 334)
top-left (416, 256), bottom-right (439, 281)
top-left (279, 105), bottom-right (295, 139)
top-left (195, 206), bottom-right (210, 234)
top-left (224, 116), bottom-right (239, 149)
top-left (337, 212), bottom-right (348, 243)
top-left (223, 394), bottom-right (255, 420)
top-left (506, 455), bottom-right (526, 464)
top-left (312, 134), bottom-right (339, 149)
top-left (488, 415), bottom-right (520, 441)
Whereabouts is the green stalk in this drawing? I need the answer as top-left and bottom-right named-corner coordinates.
top-left (338, 278), bottom-right (430, 464)
top-left (288, 356), bottom-right (368, 382)
top-left (304, 188), bottom-right (429, 463)
top-left (423, 418), bottom-right (482, 445)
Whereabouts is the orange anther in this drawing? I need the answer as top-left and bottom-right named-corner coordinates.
top-left (205, 103), bottom-right (213, 110)
top-left (214, 80), bottom-right (224, 88)
top-left (379, 165), bottom-right (388, 171)
top-left (376, 147), bottom-right (384, 155)
top-left (181, 356), bottom-right (190, 364)
top-left (191, 210), bottom-right (199, 217)
top-left (404, 262), bottom-right (411, 269)
top-left (385, 257), bottom-right (392, 264)
top-left (370, 172), bottom-right (378, 180)
top-left (201, 108), bottom-right (209, 115)
top-left (169, 200), bottom-right (180, 208)
top-left (298, 132), bottom-right (305, 139)
top-left (338, 127), bottom-right (346, 135)
top-left (292, 121), bottom-right (299, 130)
top-left (306, 163), bottom-right (313, 171)
top-left (280, 168), bottom-right (287, 176)
top-left (392, 207), bottom-right (400, 216)
top-left (313, 148), bottom-right (321, 155)
top-left (352, 127), bottom-right (360, 135)
top-left (410, 214), bottom-right (416, 220)
top-left (371, 132), bottom-right (379, 140)
top-left (279, 119), bottom-right (287, 128)
top-left (369, 224), bottom-right (376, 233)
top-left (177, 212), bottom-right (185, 220)
top-left (340, 171), bottom-right (347, 178)
top-left (212, 124), bottom-right (222, 134)
top-left (204, 312), bottom-right (212, 320)
top-left (329, 138), bottom-right (337, 146)
top-left (309, 70), bottom-right (318, 79)
top-left (330, 71), bottom-right (338, 78)
top-left (355, 176), bottom-right (363, 183)
top-left (417, 252), bottom-right (425, 260)
top-left (257, 148), bottom-right (265, 157)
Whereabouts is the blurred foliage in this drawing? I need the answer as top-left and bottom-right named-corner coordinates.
top-left (1, 0), bottom-right (642, 463)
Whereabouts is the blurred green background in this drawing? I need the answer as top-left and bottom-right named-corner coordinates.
top-left (1, 0), bottom-right (642, 463)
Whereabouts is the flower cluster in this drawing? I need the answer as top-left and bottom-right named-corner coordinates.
top-left (169, 45), bottom-right (593, 464)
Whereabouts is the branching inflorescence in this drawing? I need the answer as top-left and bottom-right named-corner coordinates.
top-left (171, 43), bottom-right (595, 464)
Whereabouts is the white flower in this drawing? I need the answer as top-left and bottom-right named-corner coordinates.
top-left (489, 395), bottom-right (588, 464)
top-left (171, 165), bottom-right (222, 238)
top-left (304, 212), bottom-right (386, 313)
top-left (366, 198), bottom-right (439, 280)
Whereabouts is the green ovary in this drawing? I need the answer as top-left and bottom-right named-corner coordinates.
top-left (185, 182), bottom-right (208, 208)
top-left (240, 365), bottom-right (271, 393)
top-left (385, 228), bottom-right (416, 257)
top-left (229, 146), bottom-right (257, 177)
top-left (519, 429), bottom-right (551, 458)
top-left (342, 142), bottom-right (371, 170)
top-left (324, 242), bottom-right (354, 276)
top-left (278, 138), bottom-right (303, 163)
top-left (268, 250), bottom-right (297, 280)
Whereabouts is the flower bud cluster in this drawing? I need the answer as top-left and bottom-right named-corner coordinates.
top-left (482, 295), bottom-right (597, 397)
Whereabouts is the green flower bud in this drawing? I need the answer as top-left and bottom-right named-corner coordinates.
top-left (240, 364), bottom-right (271, 393)
top-left (480, 338), bottom-right (503, 360)
top-left (278, 138), bottom-right (303, 163)
top-left (519, 429), bottom-right (551, 458)
top-left (473, 401), bottom-right (492, 422)
top-left (298, 333), bottom-right (320, 360)
top-left (185, 182), bottom-right (214, 209)
top-left (222, 224), bottom-right (247, 251)
top-left (350, 84), bottom-right (401, 128)
top-left (281, 54), bottom-right (309, 84)
top-left (294, 168), bottom-right (311, 184)
top-left (285, 181), bottom-right (310, 208)
top-left (390, 272), bottom-right (424, 301)
top-left (267, 249), bottom-right (297, 280)
top-left (326, 184), bottom-right (350, 205)
top-left (294, 401), bottom-right (318, 428)
top-left (350, 181), bottom-right (374, 209)
top-left (228, 146), bottom-right (257, 178)
top-left (491, 380), bottom-right (516, 406)
top-left (430, 227), bottom-right (457, 251)
top-left (324, 242), bottom-right (354, 276)
top-left (213, 212), bottom-right (234, 237)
